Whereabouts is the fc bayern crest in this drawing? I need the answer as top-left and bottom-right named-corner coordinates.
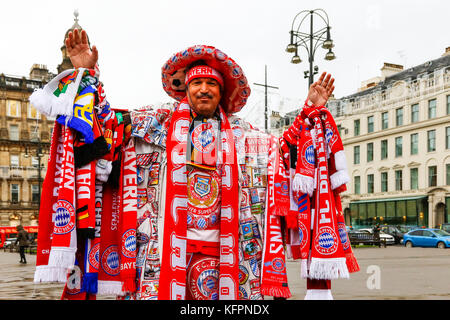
top-left (298, 221), bottom-right (309, 250)
top-left (338, 222), bottom-right (350, 250)
top-left (191, 122), bottom-right (216, 153)
top-left (314, 226), bottom-right (339, 255)
top-left (301, 139), bottom-right (315, 170)
top-left (122, 229), bottom-right (137, 258)
top-left (188, 257), bottom-right (220, 300)
top-left (54, 200), bottom-right (76, 235)
top-left (325, 123), bottom-right (338, 147)
top-left (101, 245), bottom-right (120, 276)
top-left (88, 242), bottom-right (100, 271)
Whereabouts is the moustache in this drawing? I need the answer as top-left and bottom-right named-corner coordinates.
top-left (196, 92), bottom-right (213, 99)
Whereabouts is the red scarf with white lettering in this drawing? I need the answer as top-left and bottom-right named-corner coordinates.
top-left (119, 138), bottom-right (138, 294)
top-left (34, 122), bottom-right (63, 282)
top-left (75, 162), bottom-right (96, 238)
top-left (304, 108), bottom-right (349, 280)
top-left (47, 126), bottom-right (78, 282)
top-left (260, 135), bottom-right (291, 298)
top-left (97, 121), bottom-right (124, 295)
top-left (158, 98), bottom-right (239, 300)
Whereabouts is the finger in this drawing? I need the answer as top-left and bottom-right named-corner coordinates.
top-left (81, 30), bottom-right (88, 45)
top-left (317, 72), bottom-right (326, 85)
top-left (328, 85), bottom-right (335, 96)
top-left (321, 73), bottom-right (331, 87)
top-left (326, 78), bottom-right (335, 91)
top-left (74, 28), bottom-right (81, 45)
top-left (92, 45), bottom-right (98, 63)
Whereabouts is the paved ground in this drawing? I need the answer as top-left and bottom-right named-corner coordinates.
top-left (1, 245), bottom-right (450, 300)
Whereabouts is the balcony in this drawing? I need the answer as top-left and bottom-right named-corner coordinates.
top-left (0, 166), bottom-right (46, 180)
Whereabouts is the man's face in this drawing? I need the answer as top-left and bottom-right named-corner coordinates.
top-left (187, 77), bottom-right (222, 118)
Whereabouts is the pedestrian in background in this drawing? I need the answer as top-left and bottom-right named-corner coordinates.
top-left (373, 223), bottom-right (381, 248)
top-left (15, 225), bottom-right (29, 264)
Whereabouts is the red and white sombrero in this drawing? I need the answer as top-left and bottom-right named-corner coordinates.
top-left (161, 45), bottom-right (251, 114)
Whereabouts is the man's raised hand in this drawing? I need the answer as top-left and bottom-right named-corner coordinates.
top-left (65, 29), bottom-right (98, 69)
top-left (307, 72), bottom-right (335, 107)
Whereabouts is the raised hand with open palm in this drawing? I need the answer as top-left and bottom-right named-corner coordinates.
top-left (307, 72), bottom-right (335, 107)
top-left (65, 28), bottom-right (98, 69)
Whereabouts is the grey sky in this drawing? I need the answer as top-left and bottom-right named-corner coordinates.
top-left (1, 0), bottom-right (448, 129)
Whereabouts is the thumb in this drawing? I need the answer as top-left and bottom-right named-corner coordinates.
top-left (92, 45), bottom-right (98, 61)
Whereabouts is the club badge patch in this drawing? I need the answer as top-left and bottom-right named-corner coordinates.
top-left (338, 222), bottom-right (350, 250)
top-left (314, 226), bottom-right (339, 255)
top-left (54, 199), bottom-right (76, 235)
top-left (187, 170), bottom-right (220, 214)
top-left (191, 122), bottom-right (216, 153)
top-left (122, 229), bottom-right (137, 258)
top-left (88, 242), bottom-right (100, 270)
top-left (188, 256), bottom-right (220, 300)
top-left (301, 139), bottom-right (315, 171)
top-left (101, 245), bottom-right (120, 276)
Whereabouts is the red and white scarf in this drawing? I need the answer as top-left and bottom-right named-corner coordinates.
top-left (301, 106), bottom-right (349, 280)
top-left (47, 126), bottom-right (78, 282)
top-left (119, 138), bottom-right (138, 294)
top-left (34, 122), bottom-right (63, 282)
top-left (158, 98), bottom-right (240, 300)
top-left (260, 135), bottom-right (291, 298)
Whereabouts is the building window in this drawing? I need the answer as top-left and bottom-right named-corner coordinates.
top-left (447, 95), bottom-right (450, 115)
top-left (10, 155), bottom-right (19, 167)
top-left (446, 164), bottom-right (450, 186)
top-left (381, 172), bottom-right (388, 192)
top-left (367, 174), bottom-right (374, 193)
top-left (428, 166), bottom-right (437, 187)
top-left (354, 176), bottom-right (360, 194)
top-left (367, 116), bottom-right (374, 133)
top-left (411, 104), bottom-right (419, 123)
top-left (354, 146), bottom-right (360, 164)
top-left (395, 137), bottom-right (403, 157)
top-left (427, 130), bottom-right (436, 152)
top-left (396, 108), bottom-right (403, 126)
top-left (9, 125), bottom-right (19, 141)
top-left (446, 127), bottom-right (450, 149)
top-left (395, 170), bottom-right (403, 191)
top-left (354, 119), bottom-right (360, 136)
top-left (11, 184), bottom-right (19, 203)
top-left (410, 133), bottom-right (419, 155)
top-left (410, 168), bottom-right (419, 190)
top-left (367, 142), bottom-right (373, 162)
top-left (428, 99), bottom-right (436, 119)
top-left (381, 140), bottom-right (388, 160)
top-left (28, 103), bottom-right (40, 119)
top-left (381, 112), bottom-right (388, 130)
top-left (31, 185), bottom-right (40, 203)
top-left (7, 100), bottom-right (20, 117)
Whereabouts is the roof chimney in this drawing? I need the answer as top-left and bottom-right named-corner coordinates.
top-left (443, 47), bottom-right (450, 57)
top-left (381, 62), bottom-right (404, 79)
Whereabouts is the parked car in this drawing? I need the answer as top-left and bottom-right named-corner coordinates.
top-left (440, 223), bottom-right (450, 233)
top-left (380, 225), bottom-right (404, 244)
top-left (403, 228), bottom-right (450, 248)
top-left (358, 228), bottom-right (395, 245)
top-left (398, 226), bottom-right (420, 233)
top-left (3, 237), bottom-right (17, 248)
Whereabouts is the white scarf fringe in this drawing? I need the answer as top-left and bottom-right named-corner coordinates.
top-left (309, 257), bottom-right (349, 280)
top-left (97, 280), bottom-right (124, 296)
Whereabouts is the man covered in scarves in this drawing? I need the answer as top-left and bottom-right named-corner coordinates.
top-left (34, 28), bottom-right (358, 300)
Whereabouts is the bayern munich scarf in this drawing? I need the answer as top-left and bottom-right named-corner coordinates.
top-left (260, 135), bottom-right (291, 298)
top-left (47, 126), bottom-right (78, 282)
top-left (159, 99), bottom-right (240, 300)
top-left (34, 122), bottom-right (63, 282)
top-left (303, 107), bottom-right (349, 280)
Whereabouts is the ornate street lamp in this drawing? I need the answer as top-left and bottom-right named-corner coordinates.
top-left (286, 9), bottom-right (336, 86)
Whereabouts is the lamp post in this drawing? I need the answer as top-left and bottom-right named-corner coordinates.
top-left (286, 9), bottom-right (336, 87)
